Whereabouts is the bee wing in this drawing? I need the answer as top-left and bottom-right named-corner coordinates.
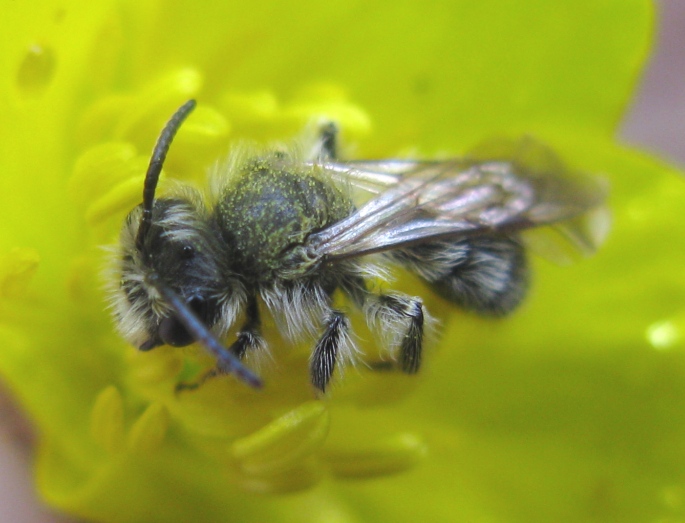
top-left (306, 158), bottom-right (608, 261)
top-left (322, 159), bottom-right (416, 195)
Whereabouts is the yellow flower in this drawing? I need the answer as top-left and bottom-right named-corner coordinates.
top-left (2, 1), bottom-right (684, 522)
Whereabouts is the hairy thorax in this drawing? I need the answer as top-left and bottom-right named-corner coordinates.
top-left (214, 158), bottom-right (353, 283)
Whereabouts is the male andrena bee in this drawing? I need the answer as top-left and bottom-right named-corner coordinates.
top-left (110, 99), bottom-right (607, 392)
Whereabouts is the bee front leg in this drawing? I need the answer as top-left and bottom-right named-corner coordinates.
top-left (229, 296), bottom-right (264, 359)
top-left (175, 296), bottom-right (264, 393)
top-left (365, 293), bottom-right (425, 374)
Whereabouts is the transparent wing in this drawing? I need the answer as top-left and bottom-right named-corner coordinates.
top-left (322, 159), bottom-right (414, 195)
top-left (304, 140), bottom-right (608, 262)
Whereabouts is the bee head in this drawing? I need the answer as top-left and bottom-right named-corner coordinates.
top-left (113, 100), bottom-right (239, 352)
top-left (119, 196), bottom-right (227, 350)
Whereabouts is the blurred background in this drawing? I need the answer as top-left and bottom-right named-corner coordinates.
top-left (622, 0), bottom-right (685, 168)
top-left (0, 1), bottom-right (683, 521)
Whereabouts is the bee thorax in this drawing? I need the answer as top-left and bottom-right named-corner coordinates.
top-left (276, 244), bottom-right (323, 279)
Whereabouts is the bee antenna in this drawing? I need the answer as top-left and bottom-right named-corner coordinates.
top-left (145, 273), bottom-right (263, 389)
top-left (137, 99), bottom-right (197, 245)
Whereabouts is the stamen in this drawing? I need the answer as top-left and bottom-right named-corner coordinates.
top-left (127, 402), bottom-right (170, 453)
top-left (90, 386), bottom-right (125, 454)
top-left (324, 432), bottom-right (427, 479)
top-left (231, 401), bottom-right (330, 474)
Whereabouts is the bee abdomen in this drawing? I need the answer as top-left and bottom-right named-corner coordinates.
top-left (392, 236), bottom-right (528, 316)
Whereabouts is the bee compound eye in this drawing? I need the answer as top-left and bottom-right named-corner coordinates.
top-left (181, 244), bottom-right (195, 259)
top-left (158, 297), bottom-right (209, 347)
top-left (158, 315), bottom-right (195, 347)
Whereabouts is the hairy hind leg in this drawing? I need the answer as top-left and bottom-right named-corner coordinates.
top-left (340, 274), bottom-right (427, 374)
top-left (365, 293), bottom-right (426, 374)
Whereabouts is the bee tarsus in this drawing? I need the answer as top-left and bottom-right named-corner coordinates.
top-left (230, 295), bottom-right (264, 360)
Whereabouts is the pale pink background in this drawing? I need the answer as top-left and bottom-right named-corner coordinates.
top-left (623, 0), bottom-right (685, 168)
top-left (1, 1), bottom-right (683, 521)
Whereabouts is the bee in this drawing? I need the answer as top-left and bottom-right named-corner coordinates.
top-left (110, 99), bottom-right (607, 392)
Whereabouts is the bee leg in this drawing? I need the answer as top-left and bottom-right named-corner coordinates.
top-left (316, 121), bottom-right (339, 160)
top-left (310, 310), bottom-right (350, 392)
top-left (175, 297), bottom-right (263, 393)
top-left (366, 293), bottom-right (425, 374)
top-left (230, 295), bottom-right (263, 359)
